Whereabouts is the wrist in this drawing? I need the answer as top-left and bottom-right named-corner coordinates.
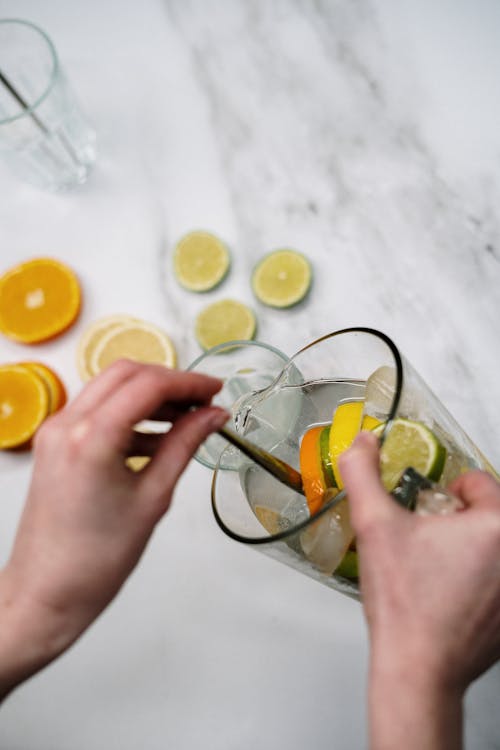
top-left (368, 645), bottom-right (464, 750)
top-left (0, 566), bottom-right (71, 700)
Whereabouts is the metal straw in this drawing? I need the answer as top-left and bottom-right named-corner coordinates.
top-left (218, 426), bottom-right (304, 495)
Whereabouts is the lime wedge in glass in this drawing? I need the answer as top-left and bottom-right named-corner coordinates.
top-left (373, 418), bottom-right (447, 490)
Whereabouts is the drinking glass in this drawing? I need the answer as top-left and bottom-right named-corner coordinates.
top-left (187, 340), bottom-right (294, 470)
top-left (0, 19), bottom-right (96, 190)
top-left (211, 328), bottom-right (498, 600)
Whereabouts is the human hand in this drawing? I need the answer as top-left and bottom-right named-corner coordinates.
top-left (339, 431), bottom-right (500, 749)
top-left (0, 360), bottom-right (228, 699)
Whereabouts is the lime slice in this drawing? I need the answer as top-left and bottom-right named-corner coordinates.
top-left (373, 418), bottom-right (447, 490)
top-left (319, 425), bottom-right (336, 487)
top-left (329, 401), bottom-right (364, 488)
top-left (335, 550), bottom-right (359, 579)
top-left (252, 249), bottom-right (312, 308)
top-left (173, 231), bottom-right (230, 292)
top-left (194, 299), bottom-right (256, 350)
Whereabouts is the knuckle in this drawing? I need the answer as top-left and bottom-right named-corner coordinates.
top-left (465, 470), bottom-right (496, 495)
top-left (65, 417), bottom-right (96, 457)
top-left (106, 358), bottom-right (140, 377)
top-left (32, 413), bottom-right (64, 452)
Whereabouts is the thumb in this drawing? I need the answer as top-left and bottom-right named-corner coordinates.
top-left (338, 431), bottom-right (399, 534)
top-left (140, 406), bottom-right (230, 511)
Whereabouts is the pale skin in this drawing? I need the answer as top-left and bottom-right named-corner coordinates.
top-left (0, 364), bottom-right (499, 750)
top-left (0, 360), bottom-right (230, 701)
top-left (339, 431), bottom-right (500, 750)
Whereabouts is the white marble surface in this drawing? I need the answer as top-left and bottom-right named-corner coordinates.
top-left (0, 1), bottom-right (499, 747)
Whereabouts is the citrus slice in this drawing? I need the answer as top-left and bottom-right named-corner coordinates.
top-left (254, 505), bottom-right (284, 535)
top-left (299, 424), bottom-right (338, 514)
top-left (0, 258), bottom-right (81, 343)
top-left (335, 550), bottom-right (359, 580)
top-left (125, 456), bottom-right (151, 472)
top-left (252, 249), bottom-right (312, 308)
top-left (329, 400), bottom-right (364, 488)
top-left (173, 231), bottom-right (230, 292)
top-left (90, 320), bottom-right (177, 374)
top-left (20, 362), bottom-right (67, 413)
top-left (300, 425), bottom-right (329, 514)
top-left (194, 299), bottom-right (256, 350)
top-left (361, 414), bottom-right (382, 431)
top-left (319, 425), bottom-right (336, 487)
top-left (76, 315), bottom-right (139, 381)
top-left (0, 365), bottom-right (50, 449)
top-left (373, 418), bottom-right (447, 491)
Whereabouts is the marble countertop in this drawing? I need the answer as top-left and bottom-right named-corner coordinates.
top-left (0, 1), bottom-right (499, 747)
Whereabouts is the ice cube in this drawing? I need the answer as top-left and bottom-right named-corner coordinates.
top-left (415, 487), bottom-right (464, 516)
top-left (365, 365), bottom-right (397, 418)
top-left (299, 496), bottom-right (354, 575)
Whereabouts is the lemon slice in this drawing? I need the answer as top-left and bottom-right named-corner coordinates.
top-left (373, 418), bottom-right (447, 490)
top-left (90, 320), bottom-right (177, 374)
top-left (252, 249), bottom-right (312, 308)
top-left (173, 231), bottom-right (230, 292)
top-left (125, 456), bottom-right (151, 472)
top-left (77, 314), bottom-right (140, 381)
top-left (194, 299), bottom-right (256, 350)
top-left (329, 401), bottom-right (364, 488)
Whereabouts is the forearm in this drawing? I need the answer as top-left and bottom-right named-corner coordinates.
top-left (369, 649), bottom-right (464, 750)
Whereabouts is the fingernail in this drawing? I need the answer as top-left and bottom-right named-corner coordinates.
top-left (208, 407), bottom-right (231, 429)
top-left (354, 430), bottom-right (378, 447)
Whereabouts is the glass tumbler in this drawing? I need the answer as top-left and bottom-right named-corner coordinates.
top-left (0, 19), bottom-right (96, 190)
top-left (187, 340), bottom-right (294, 470)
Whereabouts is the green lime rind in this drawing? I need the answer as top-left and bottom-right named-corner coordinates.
top-left (319, 425), bottom-right (337, 487)
top-left (251, 249), bottom-right (313, 308)
top-left (335, 550), bottom-right (359, 580)
top-left (373, 418), bottom-right (447, 491)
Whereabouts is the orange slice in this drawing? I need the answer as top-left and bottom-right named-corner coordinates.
top-left (0, 365), bottom-right (50, 449)
top-left (300, 425), bottom-right (330, 515)
top-left (20, 362), bottom-right (67, 413)
top-left (0, 258), bottom-right (81, 344)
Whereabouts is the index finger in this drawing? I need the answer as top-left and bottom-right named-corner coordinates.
top-left (93, 366), bottom-right (223, 451)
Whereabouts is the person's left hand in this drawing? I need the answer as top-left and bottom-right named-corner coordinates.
top-left (0, 360), bottom-right (228, 698)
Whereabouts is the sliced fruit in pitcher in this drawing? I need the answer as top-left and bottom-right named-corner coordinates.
top-left (300, 426), bottom-right (326, 514)
top-left (329, 401), bottom-right (364, 488)
top-left (373, 418), bottom-right (447, 491)
top-left (335, 549), bottom-right (359, 580)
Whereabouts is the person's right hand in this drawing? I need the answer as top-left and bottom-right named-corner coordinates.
top-left (0, 360), bottom-right (228, 700)
top-left (339, 431), bottom-right (500, 750)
